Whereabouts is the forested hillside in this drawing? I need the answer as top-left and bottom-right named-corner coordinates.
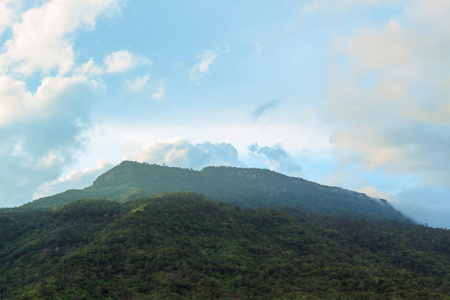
top-left (22, 161), bottom-right (409, 222)
top-left (0, 193), bottom-right (448, 299)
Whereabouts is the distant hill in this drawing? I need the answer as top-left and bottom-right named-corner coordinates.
top-left (1, 193), bottom-right (449, 299)
top-left (22, 161), bottom-right (409, 222)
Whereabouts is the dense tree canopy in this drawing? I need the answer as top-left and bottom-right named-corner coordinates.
top-left (1, 192), bottom-right (448, 299)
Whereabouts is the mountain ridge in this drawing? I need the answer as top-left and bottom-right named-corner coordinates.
top-left (22, 161), bottom-right (410, 222)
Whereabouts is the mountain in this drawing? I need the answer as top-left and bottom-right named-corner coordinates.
top-left (1, 193), bottom-right (449, 299)
top-left (22, 161), bottom-right (409, 222)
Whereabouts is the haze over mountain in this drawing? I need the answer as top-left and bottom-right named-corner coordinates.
top-left (23, 161), bottom-right (409, 223)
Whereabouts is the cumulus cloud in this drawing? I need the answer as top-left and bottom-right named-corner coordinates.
top-left (0, 0), bottom-right (20, 36)
top-left (0, 0), bottom-right (158, 208)
top-left (33, 160), bottom-right (113, 199)
top-left (0, 76), bottom-right (99, 207)
top-left (0, 75), bottom-right (97, 127)
top-left (248, 143), bottom-right (302, 174)
top-left (0, 0), bottom-right (161, 208)
top-left (0, 0), bottom-right (125, 76)
top-left (104, 50), bottom-right (152, 74)
top-left (129, 138), bottom-right (244, 170)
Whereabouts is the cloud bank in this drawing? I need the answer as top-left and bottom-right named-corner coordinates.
top-left (321, 0), bottom-right (450, 226)
top-left (129, 138), bottom-right (244, 170)
top-left (326, 0), bottom-right (450, 186)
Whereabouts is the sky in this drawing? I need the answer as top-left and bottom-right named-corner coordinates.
top-left (0, 0), bottom-right (449, 228)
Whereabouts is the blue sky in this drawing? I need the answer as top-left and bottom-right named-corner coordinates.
top-left (1, 0), bottom-right (450, 228)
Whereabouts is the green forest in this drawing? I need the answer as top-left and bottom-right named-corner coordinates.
top-left (23, 161), bottom-right (409, 222)
top-left (1, 192), bottom-right (449, 299)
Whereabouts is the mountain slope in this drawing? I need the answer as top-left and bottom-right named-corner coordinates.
top-left (1, 193), bottom-right (449, 299)
top-left (22, 161), bottom-right (409, 221)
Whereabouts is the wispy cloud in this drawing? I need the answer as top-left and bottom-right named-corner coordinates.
top-left (252, 99), bottom-right (281, 121)
top-left (34, 160), bottom-right (112, 199)
top-left (254, 43), bottom-right (263, 54)
top-left (74, 58), bottom-right (104, 76)
top-left (151, 80), bottom-right (165, 99)
top-left (189, 45), bottom-right (230, 86)
top-left (104, 50), bottom-right (152, 74)
top-left (189, 50), bottom-right (216, 86)
top-left (127, 74), bottom-right (150, 93)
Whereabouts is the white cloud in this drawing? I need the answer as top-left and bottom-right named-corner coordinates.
top-left (0, 0), bottom-right (125, 76)
top-left (0, 75), bottom-right (99, 207)
top-left (302, 0), bottom-right (406, 18)
top-left (34, 160), bottom-right (112, 199)
top-left (127, 74), bottom-right (150, 93)
top-left (76, 51), bottom-right (152, 77)
top-left (248, 142), bottom-right (302, 175)
top-left (188, 44), bottom-right (231, 85)
top-left (0, 0), bottom-right (20, 36)
top-left (189, 50), bottom-right (216, 85)
top-left (0, 0), bottom-right (154, 208)
top-left (347, 19), bottom-right (410, 72)
top-left (74, 58), bottom-right (104, 76)
top-left (327, 0), bottom-right (450, 184)
top-left (128, 138), bottom-right (244, 170)
top-left (0, 75), bottom-right (97, 127)
top-left (151, 80), bottom-right (165, 99)
top-left (319, 0), bottom-right (450, 227)
top-left (104, 50), bottom-right (152, 74)
top-left (0, 75), bottom-right (33, 126)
